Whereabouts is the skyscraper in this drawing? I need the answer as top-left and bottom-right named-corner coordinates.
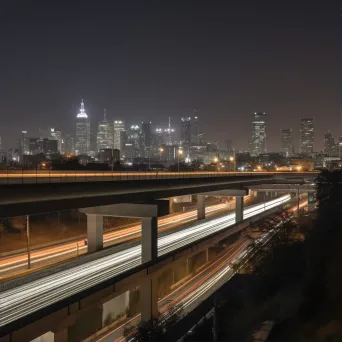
top-left (280, 129), bottom-right (294, 157)
top-left (192, 115), bottom-right (199, 145)
top-left (19, 130), bottom-right (30, 156)
top-left (249, 112), bottom-right (267, 156)
top-left (50, 128), bottom-right (63, 153)
top-left (64, 135), bottom-right (75, 155)
top-left (300, 118), bottom-right (314, 155)
top-left (164, 117), bottom-right (175, 146)
top-left (127, 125), bottom-right (142, 157)
top-left (181, 117), bottom-right (191, 146)
top-left (141, 122), bottom-right (152, 148)
top-left (113, 120), bottom-right (125, 150)
top-left (324, 130), bottom-right (338, 156)
top-left (97, 109), bottom-right (110, 151)
top-left (75, 100), bottom-right (90, 156)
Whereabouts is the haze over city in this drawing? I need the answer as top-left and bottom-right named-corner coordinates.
top-left (0, 1), bottom-right (339, 151)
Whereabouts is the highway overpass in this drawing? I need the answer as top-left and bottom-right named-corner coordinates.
top-left (0, 170), bottom-right (318, 185)
top-left (0, 171), bottom-right (316, 217)
top-left (0, 195), bottom-right (293, 338)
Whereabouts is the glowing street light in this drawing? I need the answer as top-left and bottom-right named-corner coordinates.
top-left (178, 149), bottom-right (183, 172)
top-left (229, 156), bottom-right (234, 162)
top-left (159, 147), bottom-right (164, 160)
top-left (296, 165), bottom-right (302, 171)
top-left (213, 157), bottom-right (219, 163)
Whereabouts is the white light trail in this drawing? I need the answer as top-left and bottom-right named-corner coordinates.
top-left (0, 195), bottom-right (290, 327)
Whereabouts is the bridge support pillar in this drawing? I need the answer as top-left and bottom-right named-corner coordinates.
top-left (86, 214), bottom-right (103, 253)
top-left (235, 196), bottom-right (244, 223)
top-left (141, 277), bottom-right (158, 322)
top-left (197, 195), bottom-right (205, 220)
top-left (141, 217), bottom-right (158, 263)
top-left (54, 328), bottom-right (68, 342)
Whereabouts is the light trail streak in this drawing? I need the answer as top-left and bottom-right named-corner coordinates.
top-left (0, 202), bottom-right (231, 275)
top-left (0, 195), bottom-right (290, 327)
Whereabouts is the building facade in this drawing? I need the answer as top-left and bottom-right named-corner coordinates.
top-left (97, 109), bottom-right (110, 151)
top-left (19, 130), bottom-right (30, 156)
top-left (249, 112), bottom-right (267, 156)
top-left (113, 120), bottom-right (125, 150)
top-left (75, 100), bottom-right (90, 156)
top-left (299, 118), bottom-right (314, 155)
top-left (324, 130), bottom-right (338, 157)
top-left (280, 129), bottom-right (294, 157)
top-left (181, 117), bottom-right (192, 146)
top-left (50, 128), bottom-right (63, 154)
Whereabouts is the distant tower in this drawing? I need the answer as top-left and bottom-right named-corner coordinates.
top-left (249, 112), bottom-right (267, 156)
top-left (50, 128), bottom-right (63, 154)
top-left (280, 129), bottom-right (294, 157)
top-left (75, 100), bottom-right (90, 156)
top-left (97, 109), bottom-right (110, 151)
top-left (164, 117), bottom-right (175, 146)
top-left (113, 120), bottom-right (125, 150)
top-left (324, 130), bottom-right (338, 157)
top-left (192, 111), bottom-right (199, 145)
top-left (181, 117), bottom-right (192, 146)
top-left (299, 118), bottom-right (314, 155)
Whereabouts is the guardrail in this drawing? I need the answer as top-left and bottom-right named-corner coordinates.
top-left (0, 170), bottom-right (318, 185)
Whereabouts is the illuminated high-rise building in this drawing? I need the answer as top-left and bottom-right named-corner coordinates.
top-left (113, 120), bottom-right (125, 150)
top-left (300, 118), bottom-right (314, 155)
top-left (75, 100), bottom-right (90, 156)
top-left (64, 135), bottom-right (75, 155)
top-left (181, 117), bottom-right (191, 145)
top-left (127, 125), bottom-right (142, 157)
top-left (19, 130), bottom-right (30, 156)
top-left (191, 114), bottom-right (200, 145)
top-left (50, 127), bottom-right (63, 153)
top-left (96, 109), bottom-right (110, 151)
top-left (324, 130), bottom-right (338, 156)
top-left (164, 117), bottom-right (175, 146)
top-left (249, 112), bottom-right (267, 156)
top-left (280, 129), bottom-right (294, 157)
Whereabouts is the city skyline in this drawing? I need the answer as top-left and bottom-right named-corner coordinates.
top-left (0, 2), bottom-right (339, 150)
top-left (4, 99), bottom-right (342, 155)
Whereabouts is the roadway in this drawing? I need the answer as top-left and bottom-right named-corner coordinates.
top-left (0, 195), bottom-right (291, 328)
top-left (0, 201), bottom-right (236, 277)
top-left (97, 237), bottom-right (252, 342)
top-left (95, 200), bottom-right (307, 342)
top-left (0, 170), bottom-right (317, 185)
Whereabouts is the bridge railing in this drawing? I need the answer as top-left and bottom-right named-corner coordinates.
top-left (0, 169), bottom-right (318, 185)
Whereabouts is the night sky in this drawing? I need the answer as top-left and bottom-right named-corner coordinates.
top-left (0, 1), bottom-right (339, 151)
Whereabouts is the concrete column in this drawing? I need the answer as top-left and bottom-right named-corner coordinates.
top-left (141, 217), bottom-right (158, 263)
top-left (87, 214), bottom-right (103, 253)
top-left (54, 329), bottom-right (68, 342)
top-left (235, 196), bottom-right (244, 223)
top-left (197, 195), bottom-right (206, 220)
top-left (169, 198), bottom-right (174, 214)
top-left (141, 277), bottom-right (158, 322)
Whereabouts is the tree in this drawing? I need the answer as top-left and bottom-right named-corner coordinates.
top-left (124, 304), bottom-right (183, 341)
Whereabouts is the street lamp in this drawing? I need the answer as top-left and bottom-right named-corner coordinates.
top-left (213, 157), bottom-right (219, 163)
top-left (159, 147), bottom-right (164, 161)
top-left (178, 149), bottom-right (183, 172)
